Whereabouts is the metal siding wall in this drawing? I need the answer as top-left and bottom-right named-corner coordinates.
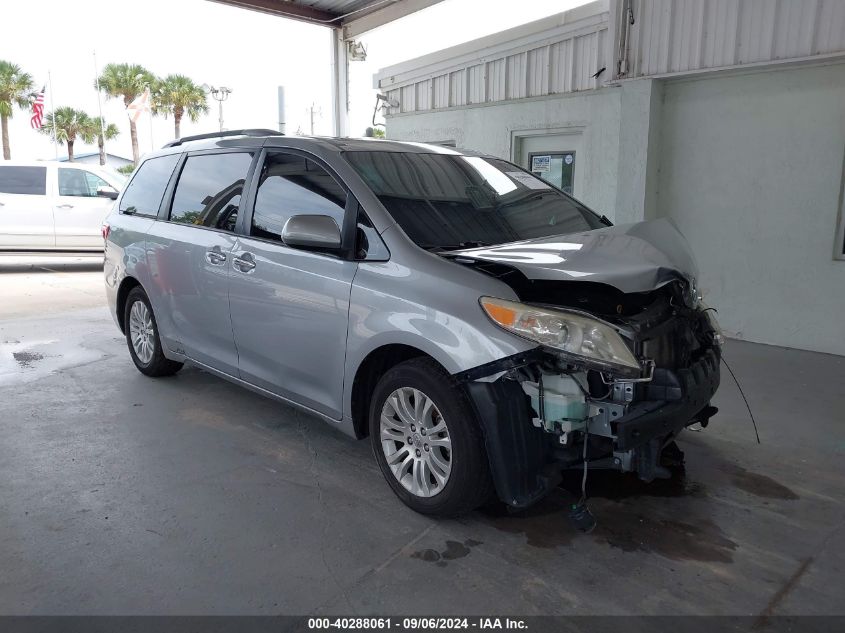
top-left (488, 58), bottom-right (506, 101)
top-left (416, 80), bottom-right (432, 111)
top-left (816, 0), bottom-right (845, 54)
top-left (400, 85), bottom-right (416, 112)
top-left (506, 52), bottom-right (528, 100)
top-left (670, 0), bottom-right (706, 71)
top-left (628, 0), bottom-right (845, 77)
top-left (773, 0), bottom-right (817, 60)
top-left (574, 32), bottom-right (601, 90)
top-left (378, 9), bottom-right (609, 114)
top-left (379, 1), bottom-right (845, 115)
top-left (468, 64), bottom-right (486, 104)
top-left (449, 70), bottom-right (466, 107)
top-left (527, 46), bottom-right (549, 97)
top-left (433, 75), bottom-right (449, 109)
top-left (550, 39), bottom-right (575, 93)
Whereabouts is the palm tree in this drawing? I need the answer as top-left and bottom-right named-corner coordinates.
top-left (39, 107), bottom-right (94, 162)
top-left (0, 60), bottom-right (34, 160)
top-left (153, 74), bottom-right (209, 139)
top-left (89, 117), bottom-right (120, 166)
top-left (96, 63), bottom-right (156, 165)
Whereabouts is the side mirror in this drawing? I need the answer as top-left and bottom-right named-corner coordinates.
top-left (97, 187), bottom-right (119, 200)
top-left (281, 214), bottom-right (342, 250)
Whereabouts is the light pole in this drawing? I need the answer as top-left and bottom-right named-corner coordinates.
top-left (205, 85), bottom-right (232, 132)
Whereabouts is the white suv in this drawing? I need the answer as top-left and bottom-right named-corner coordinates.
top-left (0, 161), bottom-right (123, 251)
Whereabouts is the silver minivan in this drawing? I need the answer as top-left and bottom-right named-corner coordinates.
top-left (104, 130), bottom-right (721, 516)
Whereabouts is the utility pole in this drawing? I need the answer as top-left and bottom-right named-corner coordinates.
top-left (206, 86), bottom-right (232, 132)
top-left (277, 86), bottom-right (285, 134)
top-left (307, 103), bottom-right (321, 136)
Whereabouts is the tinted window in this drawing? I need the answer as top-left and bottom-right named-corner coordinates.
top-left (58, 168), bottom-right (111, 197)
top-left (0, 166), bottom-right (46, 195)
top-left (169, 153), bottom-right (254, 231)
top-left (252, 152), bottom-right (346, 242)
top-left (343, 151), bottom-right (603, 250)
top-left (120, 154), bottom-right (180, 216)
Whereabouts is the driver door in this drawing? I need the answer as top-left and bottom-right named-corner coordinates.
top-left (54, 166), bottom-right (118, 248)
top-left (228, 151), bottom-right (357, 419)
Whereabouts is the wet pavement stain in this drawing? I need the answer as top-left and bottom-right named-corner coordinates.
top-left (411, 539), bottom-right (483, 567)
top-left (479, 466), bottom-right (737, 562)
top-left (478, 494), bottom-right (576, 549)
top-left (727, 465), bottom-right (799, 500)
top-left (591, 503), bottom-right (737, 562)
top-left (12, 351), bottom-right (44, 368)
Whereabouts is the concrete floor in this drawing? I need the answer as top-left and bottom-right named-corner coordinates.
top-left (1, 254), bottom-right (843, 616)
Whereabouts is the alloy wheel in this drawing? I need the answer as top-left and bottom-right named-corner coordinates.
top-left (128, 300), bottom-right (155, 365)
top-left (380, 387), bottom-right (452, 498)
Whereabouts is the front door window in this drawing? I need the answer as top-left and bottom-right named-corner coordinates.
top-left (529, 152), bottom-right (575, 194)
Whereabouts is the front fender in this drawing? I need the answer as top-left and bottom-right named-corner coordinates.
top-left (343, 259), bottom-right (536, 419)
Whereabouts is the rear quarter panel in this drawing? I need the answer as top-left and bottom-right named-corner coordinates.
top-left (104, 213), bottom-right (156, 330)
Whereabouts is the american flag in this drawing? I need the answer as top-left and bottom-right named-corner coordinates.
top-left (30, 86), bottom-right (46, 129)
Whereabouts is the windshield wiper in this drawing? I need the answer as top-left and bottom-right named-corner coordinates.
top-left (419, 240), bottom-right (490, 253)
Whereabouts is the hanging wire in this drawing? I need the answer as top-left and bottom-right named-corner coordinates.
top-left (721, 354), bottom-right (761, 444)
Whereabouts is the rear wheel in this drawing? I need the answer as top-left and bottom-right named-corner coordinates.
top-left (369, 357), bottom-right (493, 516)
top-left (124, 286), bottom-right (183, 377)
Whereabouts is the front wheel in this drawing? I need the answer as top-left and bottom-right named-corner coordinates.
top-left (369, 358), bottom-right (493, 516)
top-left (124, 286), bottom-right (183, 377)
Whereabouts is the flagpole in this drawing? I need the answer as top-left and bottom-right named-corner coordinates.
top-left (47, 70), bottom-right (58, 159)
top-left (147, 87), bottom-right (154, 151)
top-left (93, 51), bottom-right (107, 162)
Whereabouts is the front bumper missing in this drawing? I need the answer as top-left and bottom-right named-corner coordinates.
top-left (461, 346), bottom-right (721, 509)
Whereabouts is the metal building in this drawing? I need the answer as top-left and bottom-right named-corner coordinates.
top-left (375, 0), bottom-right (845, 356)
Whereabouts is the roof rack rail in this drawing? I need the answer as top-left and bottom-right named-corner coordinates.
top-left (163, 129), bottom-right (283, 148)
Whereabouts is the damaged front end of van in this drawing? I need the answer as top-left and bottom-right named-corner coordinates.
top-left (450, 219), bottom-right (723, 509)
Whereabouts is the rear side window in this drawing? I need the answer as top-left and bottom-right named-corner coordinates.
top-left (169, 152), bottom-right (254, 231)
top-left (120, 154), bottom-right (180, 216)
top-left (58, 168), bottom-right (111, 197)
top-left (252, 152), bottom-right (347, 243)
top-left (0, 166), bottom-right (46, 195)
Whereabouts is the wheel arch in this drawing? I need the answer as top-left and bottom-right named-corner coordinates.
top-left (115, 276), bottom-right (142, 333)
top-left (349, 343), bottom-right (448, 439)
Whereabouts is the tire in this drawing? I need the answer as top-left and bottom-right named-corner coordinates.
top-left (124, 286), bottom-right (183, 377)
top-left (369, 357), bottom-right (494, 516)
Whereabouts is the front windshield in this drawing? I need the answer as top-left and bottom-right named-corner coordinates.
top-left (343, 151), bottom-right (604, 250)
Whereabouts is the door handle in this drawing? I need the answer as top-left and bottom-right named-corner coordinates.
top-left (232, 252), bottom-right (256, 273)
top-left (57, 204), bottom-right (74, 209)
top-left (205, 249), bottom-right (227, 266)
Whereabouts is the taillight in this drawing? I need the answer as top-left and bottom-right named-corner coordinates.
top-left (101, 223), bottom-right (110, 241)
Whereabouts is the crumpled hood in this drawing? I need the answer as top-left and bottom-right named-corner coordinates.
top-left (449, 218), bottom-right (698, 294)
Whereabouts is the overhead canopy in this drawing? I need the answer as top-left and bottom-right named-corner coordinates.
top-left (209, 0), bottom-right (443, 38)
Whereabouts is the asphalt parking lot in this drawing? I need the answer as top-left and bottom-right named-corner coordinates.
top-left (1, 254), bottom-right (843, 617)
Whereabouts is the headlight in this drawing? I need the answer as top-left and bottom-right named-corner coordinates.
top-left (480, 297), bottom-right (640, 373)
